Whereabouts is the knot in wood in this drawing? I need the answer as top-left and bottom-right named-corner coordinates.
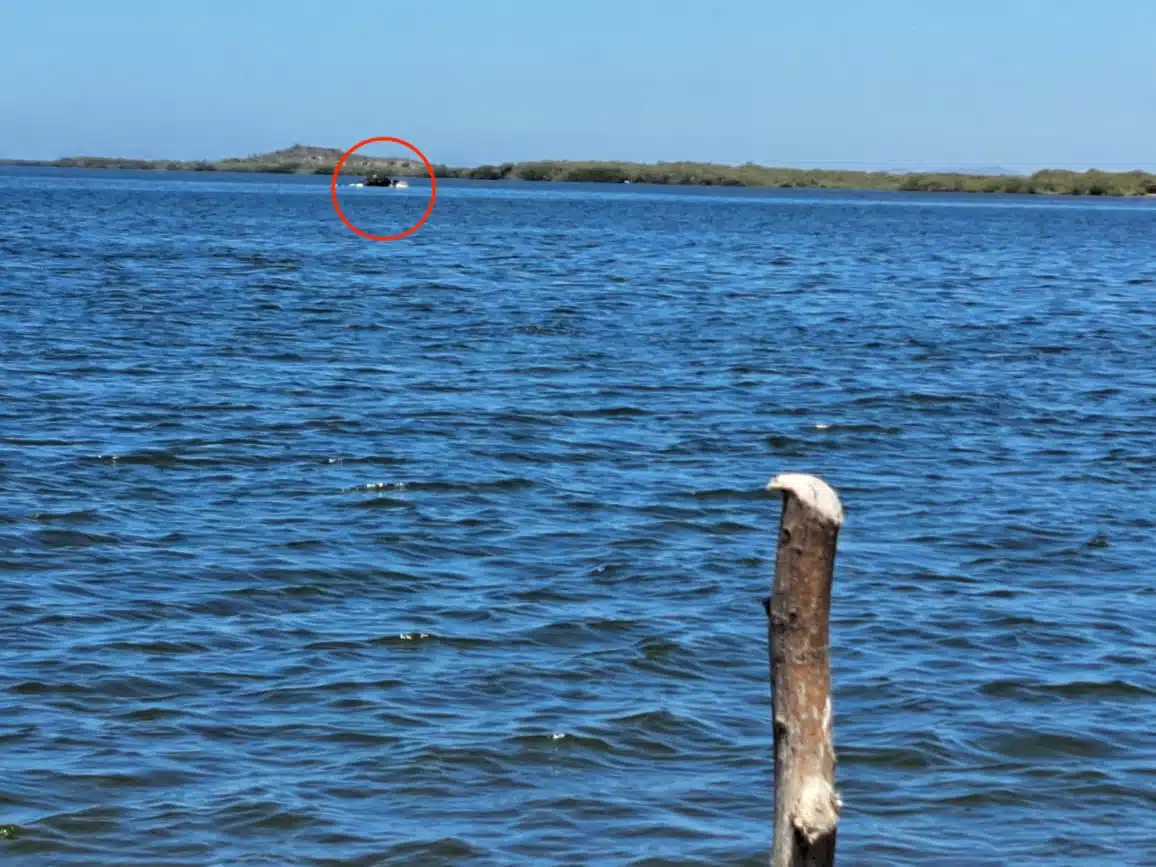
top-left (769, 595), bottom-right (802, 633)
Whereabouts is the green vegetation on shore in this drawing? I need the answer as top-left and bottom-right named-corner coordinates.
top-left (442, 161), bottom-right (1156, 196)
top-left (4, 144), bottom-right (1155, 197)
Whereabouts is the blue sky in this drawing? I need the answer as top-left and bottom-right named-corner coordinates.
top-left (2, 0), bottom-right (1153, 170)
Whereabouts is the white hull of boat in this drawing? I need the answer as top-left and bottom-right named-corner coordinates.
top-left (345, 181), bottom-right (409, 189)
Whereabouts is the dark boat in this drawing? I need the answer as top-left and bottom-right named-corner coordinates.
top-left (363, 172), bottom-right (396, 188)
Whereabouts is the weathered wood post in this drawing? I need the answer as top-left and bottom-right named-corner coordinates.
top-left (765, 473), bottom-right (843, 867)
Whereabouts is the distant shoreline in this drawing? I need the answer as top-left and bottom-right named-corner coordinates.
top-left (3, 144), bottom-right (1155, 197)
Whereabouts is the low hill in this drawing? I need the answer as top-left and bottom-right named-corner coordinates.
top-left (214, 144), bottom-right (424, 175)
top-left (5, 144), bottom-right (426, 176)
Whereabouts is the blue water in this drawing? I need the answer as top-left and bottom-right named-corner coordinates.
top-left (2, 168), bottom-right (1155, 865)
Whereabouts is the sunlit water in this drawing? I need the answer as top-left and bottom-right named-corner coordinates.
top-left (2, 168), bottom-right (1155, 865)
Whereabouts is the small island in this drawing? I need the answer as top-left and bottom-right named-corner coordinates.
top-left (3, 143), bottom-right (1155, 197)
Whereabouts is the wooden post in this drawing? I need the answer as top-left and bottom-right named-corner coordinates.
top-left (765, 473), bottom-right (843, 867)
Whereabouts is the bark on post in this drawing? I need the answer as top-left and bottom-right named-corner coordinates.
top-left (765, 473), bottom-right (843, 867)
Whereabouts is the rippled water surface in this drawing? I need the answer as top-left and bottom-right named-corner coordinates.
top-left (2, 168), bottom-right (1155, 865)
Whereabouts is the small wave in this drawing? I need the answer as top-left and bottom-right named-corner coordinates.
top-left (35, 529), bottom-right (119, 548)
top-left (979, 730), bottom-right (1120, 760)
top-left (29, 509), bottom-right (102, 524)
top-left (563, 406), bottom-right (650, 418)
top-left (981, 678), bottom-right (1155, 700)
top-left (90, 450), bottom-right (182, 467)
top-left (687, 488), bottom-right (767, 502)
top-left (348, 496), bottom-right (413, 509)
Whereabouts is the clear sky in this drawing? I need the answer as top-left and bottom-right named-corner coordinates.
top-left (2, 0), bottom-right (1153, 171)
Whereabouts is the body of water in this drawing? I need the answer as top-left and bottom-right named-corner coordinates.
top-left (2, 168), bottom-right (1155, 865)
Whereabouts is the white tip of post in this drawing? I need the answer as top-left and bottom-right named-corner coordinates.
top-left (767, 473), bottom-right (844, 527)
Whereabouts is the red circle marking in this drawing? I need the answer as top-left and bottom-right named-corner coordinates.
top-left (330, 136), bottom-right (438, 241)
